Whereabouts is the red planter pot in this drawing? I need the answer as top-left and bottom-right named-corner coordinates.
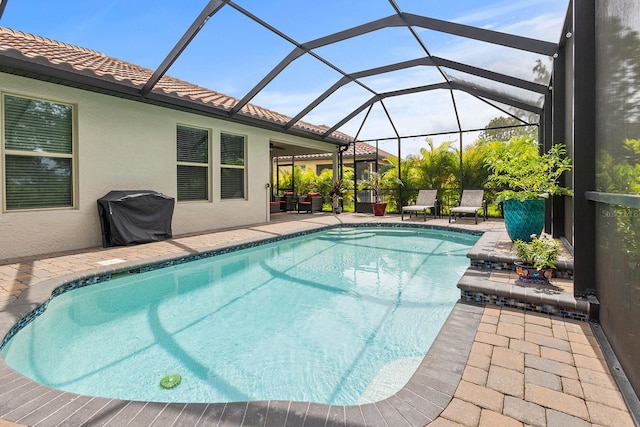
top-left (372, 202), bottom-right (387, 216)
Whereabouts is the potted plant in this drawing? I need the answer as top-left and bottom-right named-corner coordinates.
top-left (329, 179), bottom-right (346, 214)
top-left (357, 170), bottom-right (402, 216)
top-left (513, 233), bottom-right (561, 283)
top-left (485, 142), bottom-right (573, 242)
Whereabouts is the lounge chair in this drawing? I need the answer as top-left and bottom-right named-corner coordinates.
top-left (449, 190), bottom-right (486, 224)
top-left (401, 189), bottom-right (438, 221)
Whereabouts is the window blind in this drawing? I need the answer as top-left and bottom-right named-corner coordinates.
top-left (177, 165), bottom-right (208, 201)
top-left (177, 125), bottom-right (208, 163)
top-left (220, 133), bottom-right (245, 166)
top-left (177, 125), bottom-right (209, 202)
top-left (4, 95), bottom-right (72, 154)
top-left (220, 133), bottom-right (245, 199)
top-left (5, 155), bottom-right (72, 209)
top-left (220, 168), bottom-right (245, 199)
top-left (4, 95), bottom-right (74, 210)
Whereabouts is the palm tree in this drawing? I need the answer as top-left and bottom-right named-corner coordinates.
top-left (404, 139), bottom-right (458, 189)
top-left (399, 139), bottom-right (458, 207)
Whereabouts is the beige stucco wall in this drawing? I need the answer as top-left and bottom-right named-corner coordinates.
top-left (287, 159), bottom-right (334, 173)
top-left (0, 73), bottom-right (337, 260)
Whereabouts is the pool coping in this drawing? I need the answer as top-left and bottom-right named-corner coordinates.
top-left (0, 223), bottom-right (484, 426)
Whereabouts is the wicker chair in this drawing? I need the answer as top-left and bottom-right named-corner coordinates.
top-left (298, 192), bottom-right (323, 213)
top-left (279, 192), bottom-right (296, 211)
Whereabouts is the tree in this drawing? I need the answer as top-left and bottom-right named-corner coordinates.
top-left (479, 58), bottom-right (551, 136)
top-left (484, 136), bottom-right (572, 201)
top-left (459, 143), bottom-right (492, 190)
top-left (402, 138), bottom-right (458, 189)
top-left (274, 166), bottom-right (317, 195)
top-left (315, 167), bottom-right (355, 210)
top-left (478, 116), bottom-right (536, 142)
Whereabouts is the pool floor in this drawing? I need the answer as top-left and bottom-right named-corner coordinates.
top-left (0, 301), bottom-right (482, 426)
top-left (2, 227), bottom-right (477, 405)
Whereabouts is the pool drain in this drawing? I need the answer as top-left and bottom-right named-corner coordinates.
top-left (160, 373), bottom-right (182, 389)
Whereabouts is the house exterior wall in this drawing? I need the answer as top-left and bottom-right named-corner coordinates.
top-left (0, 73), bottom-right (336, 260)
top-left (273, 158), bottom-right (334, 175)
top-left (292, 159), bottom-right (334, 174)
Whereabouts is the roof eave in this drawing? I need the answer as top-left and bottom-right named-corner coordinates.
top-left (0, 52), bottom-right (352, 147)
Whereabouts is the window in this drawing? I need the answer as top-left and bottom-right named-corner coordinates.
top-left (3, 94), bottom-right (74, 210)
top-left (220, 132), bottom-right (246, 199)
top-left (316, 164), bottom-right (332, 175)
top-left (177, 125), bottom-right (210, 201)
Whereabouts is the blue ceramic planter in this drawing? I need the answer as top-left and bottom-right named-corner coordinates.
top-left (503, 198), bottom-right (545, 242)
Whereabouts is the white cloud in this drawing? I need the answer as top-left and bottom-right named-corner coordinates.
top-left (452, 1), bottom-right (537, 26)
top-left (451, 0), bottom-right (568, 42)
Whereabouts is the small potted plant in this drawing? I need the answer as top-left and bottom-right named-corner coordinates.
top-left (513, 233), bottom-right (561, 283)
top-left (485, 141), bottom-right (573, 242)
top-left (329, 179), bottom-right (345, 214)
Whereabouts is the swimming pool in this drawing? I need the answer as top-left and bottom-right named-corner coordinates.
top-left (1, 226), bottom-right (478, 405)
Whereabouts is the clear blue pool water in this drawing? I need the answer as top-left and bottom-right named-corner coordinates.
top-left (2, 227), bottom-right (478, 405)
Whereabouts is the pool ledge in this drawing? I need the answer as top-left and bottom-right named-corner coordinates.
top-left (458, 231), bottom-right (595, 322)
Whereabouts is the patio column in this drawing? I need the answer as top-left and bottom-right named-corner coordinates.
top-left (572, 0), bottom-right (597, 297)
top-left (552, 47), bottom-right (567, 239)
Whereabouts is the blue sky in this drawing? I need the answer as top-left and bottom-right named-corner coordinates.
top-left (1, 1), bottom-right (570, 153)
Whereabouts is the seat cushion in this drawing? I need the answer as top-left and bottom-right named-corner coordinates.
top-left (450, 206), bottom-right (480, 214)
top-left (403, 205), bottom-right (433, 212)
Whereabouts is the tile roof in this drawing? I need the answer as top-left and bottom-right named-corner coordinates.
top-left (351, 141), bottom-right (394, 157)
top-left (0, 27), bottom-right (353, 143)
top-left (285, 141), bottom-right (394, 161)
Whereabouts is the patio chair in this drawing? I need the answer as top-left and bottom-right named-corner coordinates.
top-left (401, 189), bottom-right (438, 221)
top-left (269, 195), bottom-right (281, 213)
top-left (449, 190), bottom-right (486, 224)
top-left (279, 192), bottom-right (296, 211)
top-left (298, 192), bottom-right (323, 213)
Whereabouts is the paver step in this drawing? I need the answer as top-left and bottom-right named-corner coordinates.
top-left (466, 232), bottom-right (574, 279)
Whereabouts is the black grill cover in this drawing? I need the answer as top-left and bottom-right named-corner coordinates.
top-left (97, 190), bottom-right (175, 247)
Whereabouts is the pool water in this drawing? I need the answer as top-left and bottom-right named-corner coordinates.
top-left (2, 227), bottom-right (478, 405)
